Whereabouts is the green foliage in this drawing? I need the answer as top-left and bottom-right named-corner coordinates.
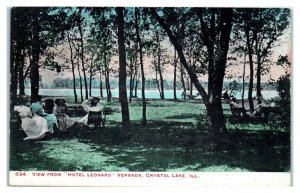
top-left (268, 74), bottom-right (291, 131)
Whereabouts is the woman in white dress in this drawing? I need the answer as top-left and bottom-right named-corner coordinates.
top-left (53, 99), bottom-right (74, 131)
top-left (14, 103), bottom-right (49, 140)
top-left (78, 97), bottom-right (104, 126)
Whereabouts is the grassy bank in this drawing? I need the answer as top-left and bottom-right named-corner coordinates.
top-left (9, 100), bottom-right (290, 172)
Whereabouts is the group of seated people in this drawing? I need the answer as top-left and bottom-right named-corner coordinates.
top-left (228, 96), bottom-right (275, 118)
top-left (13, 95), bottom-right (103, 141)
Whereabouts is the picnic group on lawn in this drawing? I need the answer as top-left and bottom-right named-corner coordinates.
top-left (14, 95), bottom-right (103, 140)
top-left (13, 91), bottom-right (274, 141)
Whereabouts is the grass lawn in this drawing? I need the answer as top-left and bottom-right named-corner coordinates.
top-left (9, 99), bottom-right (290, 172)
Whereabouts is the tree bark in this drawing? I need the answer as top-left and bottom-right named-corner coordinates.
top-left (18, 49), bottom-right (26, 96)
top-left (77, 9), bottom-right (89, 99)
top-left (256, 46), bottom-right (262, 104)
top-left (99, 67), bottom-right (103, 98)
top-left (67, 32), bottom-right (78, 103)
top-left (117, 7), bottom-right (130, 128)
top-left (242, 53), bottom-right (246, 108)
top-left (89, 58), bottom-right (93, 97)
top-left (135, 8), bottom-right (147, 125)
top-left (76, 55), bottom-right (84, 102)
top-left (245, 24), bottom-right (255, 113)
top-left (173, 49), bottom-right (177, 100)
top-left (30, 8), bottom-right (40, 102)
top-left (180, 63), bottom-right (186, 100)
top-left (156, 31), bottom-right (164, 99)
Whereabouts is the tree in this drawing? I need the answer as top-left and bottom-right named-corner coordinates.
top-left (11, 7), bottom-right (69, 104)
top-left (116, 7), bottom-right (130, 128)
top-left (147, 28), bottom-right (168, 99)
top-left (173, 48), bottom-right (178, 100)
top-left (10, 7), bottom-right (32, 105)
top-left (76, 8), bottom-right (89, 99)
top-left (89, 8), bottom-right (115, 102)
top-left (251, 9), bottom-right (290, 104)
top-left (66, 31), bottom-right (78, 103)
top-left (135, 8), bottom-right (147, 125)
top-left (151, 8), bottom-right (233, 137)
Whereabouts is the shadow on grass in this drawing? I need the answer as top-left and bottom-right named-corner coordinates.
top-left (164, 113), bottom-right (199, 120)
top-left (66, 119), bottom-right (290, 172)
top-left (9, 115), bottom-right (290, 172)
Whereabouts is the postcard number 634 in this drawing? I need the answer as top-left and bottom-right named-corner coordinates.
top-left (15, 172), bottom-right (26, 176)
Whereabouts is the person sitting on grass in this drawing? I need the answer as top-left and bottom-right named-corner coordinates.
top-left (77, 96), bottom-right (103, 126)
top-left (19, 103), bottom-right (49, 140)
top-left (53, 98), bottom-right (74, 132)
top-left (31, 95), bottom-right (57, 134)
top-left (13, 96), bottom-right (32, 131)
top-left (43, 99), bottom-right (58, 134)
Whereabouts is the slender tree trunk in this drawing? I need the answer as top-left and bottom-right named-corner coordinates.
top-left (67, 33), bottom-right (78, 103)
top-left (99, 68), bottom-right (103, 97)
top-left (77, 61), bottom-right (84, 102)
top-left (133, 43), bottom-right (139, 98)
top-left (117, 7), bottom-right (130, 128)
top-left (135, 8), bottom-right (146, 125)
top-left (11, 44), bottom-right (19, 106)
top-left (256, 52), bottom-right (262, 104)
top-left (129, 55), bottom-right (134, 103)
top-left (134, 73), bottom-right (139, 98)
top-left (30, 8), bottom-right (40, 102)
top-left (156, 31), bottom-right (164, 99)
top-left (173, 49), bottom-right (177, 100)
top-left (245, 26), bottom-right (255, 113)
top-left (78, 14), bottom-right (89, 99)
top-left (242, 54), bottom-right (246, 108)
top-left (105, 66), bottom-right (112, 102)
top-left (89, 56), bottom-right (94, 97)
top-left (180, 63), bottom-right (186, 100)
top-left (155, 65), bottom-right (162, 97)
top-left (18, 49), bottom-right (26, 96)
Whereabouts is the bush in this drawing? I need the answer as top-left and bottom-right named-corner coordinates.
top-left (268, 74), bottom-right (291, 132)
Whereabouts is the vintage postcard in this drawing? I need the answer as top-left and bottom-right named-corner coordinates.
top-left (8, 6), bottom-right (291, 187)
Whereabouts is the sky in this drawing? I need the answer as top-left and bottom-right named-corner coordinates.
top-left (39, 14), bottom-right (292, 85)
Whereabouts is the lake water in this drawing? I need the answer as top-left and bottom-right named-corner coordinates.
top-left (24, 88), bottom-right (278, 100)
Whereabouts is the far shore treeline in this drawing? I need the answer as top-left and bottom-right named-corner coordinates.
top-left (25, 77), bottom-right (278, 91)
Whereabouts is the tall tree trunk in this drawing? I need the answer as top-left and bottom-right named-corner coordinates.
top-left (242, 53), bottom-right (246, 108)
top-left (117, 7), bottom-right (130, 128)
top-left (99, 67), bottom-right (103, 97)
top-left (105, 66), bottom-right (112, 102)
top-left (78, 13), bottom-right (89, 99)
top-left (156, 31), bottom-right (164, 99)
top-left (155, 65), bottom-right (162, 97)
top-left (30, 8), bottom-right (40, 102)
top-left (129, 54), bottom-right (134, 103)
top-left (256, 49), bottom-right (262, 104)
top-left (180, 63), bottom-right (186, 100)
top-left (245, 25), bottom-right (255, 113)
top-left (67, 33), bottom-right (78, 103)
top-left (18, 49), bottom-right (26, 96)
top-left (135, 8), bottom-right (147, 125)
top-left (133, 43), bottom-right (139, 98)
top-left (77, 61), bottom-right (84, 102)
top-left (173, 49), bottom-right (177, 100)
top-left (134, 73), bottom-right (139, 98)
top-left (89, 56), bottom-right (94, 97)
top-left (11, 44), bottom-right (19, 106)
